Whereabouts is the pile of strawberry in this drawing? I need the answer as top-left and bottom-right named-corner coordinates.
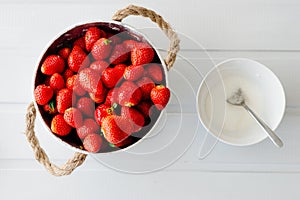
top-left (34, 25), bottom-right (170, 153)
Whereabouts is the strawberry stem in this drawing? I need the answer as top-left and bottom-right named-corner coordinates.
top-left (104, 39), bottom-right (112, 45)
top-left (49, 100), bottom-right (55, 110)
top-left (108, 143), bottom-right (116, 148)
top-left (112, 103), bottom-right (118, 109)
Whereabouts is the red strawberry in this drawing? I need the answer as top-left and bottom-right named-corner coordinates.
top-left (34, 84), bottom-right (53, 105)
top-left (51, 114), bottom-right (72, 136)
top-left (131, 43), bottom-right (154, 66)
top-left (63, 107), bottom-right (83, 128)
top-left (73, 37), bottom-right (86, 50)
top-left (49, 73), bottom-right (65, 91)
top-left (41, 55), bottom-right (65, 75)
top-left (123, 65), bottom-right (144, 81)
top-left (89, 60), bottom-right (109, 74)
top-left (76, 97), bottom-right (95, 117)
top-left (58, 47), bottom-right (71, 60)
top-left (136, 77), bottom-right (155, 100)
top-left (78, 68), bottom-right (103, 94)
top-left (150, 85), bottom-right (170, 110)
top-left (62, 69), bottom-right (74, 81)
top-left (83, 133), bottom-right (103, 153)
top-left (66, 75), bottom-right (86, 96)
top-left (77, 118), bottom-right (100, 139)
top-left (118, 81), bottom-right (142, 107)
top-left (114, 136), bottom-right (134, 148)
top-left (101, 115), bottom-right (134, 145)
top-left (91, 38), bottom-right (112, 60)
top-left (89, 86), bottom-right (107, 104)
top-left (105, 87), bottom-right (119, 106)
top-left (43, 100), bottom-right (57, 114)
top-left (121, 107), bottom-right (145, 132)
top-left (109, 44), bottom-right (129, 65)
top-left (101, 64), bottom-right (126, 88)
top-left (136, 101), bottom-right (154, 118)
top-left (68, 45), bottom-right (90, 72)
top-left (94, 104), bottom-right (114, 126)
top-left (56, 88), bottom-right (73, 113)
top-left (122, 40), bottom-right (139, 51)
top-left (146, 64), bottom-right (163, 83)
top-left (85, 27), bottom-right (103, 52)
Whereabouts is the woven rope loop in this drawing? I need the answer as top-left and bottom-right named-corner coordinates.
top-left (24, 102), bottom-right (87, 176)
top-left (112, 4), bottom-right (180, 70)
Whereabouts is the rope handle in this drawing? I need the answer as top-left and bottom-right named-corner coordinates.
top-left (112, 4), bottom-right (180, 70)
top-left (25, 102), bottom-right (87, 176)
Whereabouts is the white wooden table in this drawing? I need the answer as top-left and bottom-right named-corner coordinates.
top-left (1, 0), bottom-right (300, 199)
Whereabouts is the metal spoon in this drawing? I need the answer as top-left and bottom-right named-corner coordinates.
top-left (226, 88), bottom-right (283, 148)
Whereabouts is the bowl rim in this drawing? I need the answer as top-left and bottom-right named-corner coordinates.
top-left (196, 57), bottom-right (286, 146)
top-left (32, 20), bottom-right (169, 154)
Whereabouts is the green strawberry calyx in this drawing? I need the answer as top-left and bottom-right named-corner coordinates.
top-left (107, 103), bottom-right (118, 114)
top-left (103, 39), bottom-right (112, 45)
top-left (108, 143), bottom-right (116, 148)
top-left (47, 100), bottom-right (56, 114)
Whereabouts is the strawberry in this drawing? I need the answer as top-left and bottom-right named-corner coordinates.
top-left (34, 84), bottom-right (53, 105)
top-left (41, 55), bottom-right (65, 75)
top-left (43, 100), bottom-right (57, 114)
top-left (49, 73), bottom-right (65, 91)
top-left (101, 64), bottom-right (126, 88)
top-left (136, 101), bottom-right (154, 118)
top-left (63, 107), bottom-right (83, 128)
top-left (58, 47), bottom-right (71, 60)
top-left (118, 81), bottom-right (142, 107)
top-left (68, 45), bottom-right (90, 72)
top-left (131, 43), bottom-right (154, 66)
top-left (136, 77), bottom-right (155, 100)
top-left (91, 38), bottom-right (112, 60)
top-left (123, 65), bottom-right (144, 81)
top-left (145, 64), bottom-right (163, 83)
top-left (73, 37), bottom-right (86, 50)
top-left (89, 86), bottom-right (107, 104)
top-left (51, 114), bottom-right (72, 136)
top-left (89, 60), bottom-right (109, 74)
top-left (94, 104), bottom-right (115, 126)
top-left (56, 88), bottom-right (73, 113)
top-left (76, 97), bottom-right (95, 117)
top-left (122, 40), bottom-right (139, 51)
top-left (66, 75), bottom-right (86, 96)
top-left (83, 133), bottom-right (103, 153)
top-left (121, 107), bottom-right (145, 132)
top-left (105, 87), bottom-right (119, 106)
top-left (85, 27), bottom-right (103, 52)
top-left (78, 68), bottom-right (103, 94)
top-left (77, 118), bottom-right (100, 139)
top-left (109, 44), bottom-right (129, 65)
top-left (101, 115), bottom-right (134, 145)
top-left (150, 85), bottom-right (170, 110)
top-left (62, 69), bottom-right (74, 81)
top-left (114, 136), bottom-right (134, 148)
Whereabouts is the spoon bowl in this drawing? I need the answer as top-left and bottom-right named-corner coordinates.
top-left (227, 88), bottom-right (284, 148)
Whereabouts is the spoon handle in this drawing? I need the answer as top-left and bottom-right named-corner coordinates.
top-left (242, 103), bottom-right (283, 148)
